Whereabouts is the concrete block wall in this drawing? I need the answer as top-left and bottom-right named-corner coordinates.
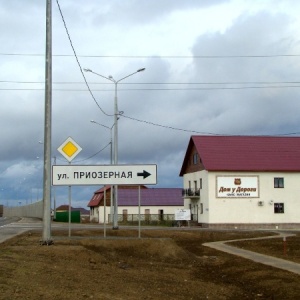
top-left (3, 201), bottom-right (43, 219)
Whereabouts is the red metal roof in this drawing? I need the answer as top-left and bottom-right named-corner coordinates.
top-left (180, 135), bottom-right (300, 174)
top-left (87, 192), bottom-right (103, 207)
top-left (93, 186), bottom-right (111, 194)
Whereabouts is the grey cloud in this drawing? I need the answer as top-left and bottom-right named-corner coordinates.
top-left (2, 1), bottom-right (300, 208)
top-left (185, 11), bottom-right (300, 135)
top-left (84, 0), bottom-right (229, 26)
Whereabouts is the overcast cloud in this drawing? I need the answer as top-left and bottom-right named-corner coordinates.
top-left (1, 0), bottom-right (300, 208)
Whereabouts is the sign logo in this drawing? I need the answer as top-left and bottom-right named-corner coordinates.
top-left (234, 178), bottom-right (241, 185)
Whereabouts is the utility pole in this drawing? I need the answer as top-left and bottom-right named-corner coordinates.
top-left (41, 0), bottom-right (53, 245)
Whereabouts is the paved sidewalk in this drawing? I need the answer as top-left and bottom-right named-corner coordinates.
top-left (0, 217), bottom-right (40, 243)
top-left (203, 232), bottom-right (300, 275)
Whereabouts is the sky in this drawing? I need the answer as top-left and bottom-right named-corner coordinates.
top-left (1, 0), bottom-right (300, 208)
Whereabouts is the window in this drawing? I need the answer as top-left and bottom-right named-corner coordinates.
top-left (274, 177), bottom-right (284, 188)
top-left (200, 203), bottom-right (203, 214)
top-left (274, 203), bottom-right (284, 213)
top-left (199, 178), bottom-right (202, 189)
top-left (193, 153), bottom-right (198, 164)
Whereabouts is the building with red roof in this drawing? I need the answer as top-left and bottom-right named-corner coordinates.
top-left (180, 135), bottom-right (300, 228)
top-left (88, 186), bottom-right (183, 223)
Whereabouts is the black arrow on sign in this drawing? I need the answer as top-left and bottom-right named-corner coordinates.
top-left (137, 170), bottom-right (151, 179)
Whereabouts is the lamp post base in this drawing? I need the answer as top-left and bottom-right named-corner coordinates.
top-left (40, 239), bottom-right (54, 246)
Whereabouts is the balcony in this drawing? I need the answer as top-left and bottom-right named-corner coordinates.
top-left (182, 188), bottom-right (200, 198)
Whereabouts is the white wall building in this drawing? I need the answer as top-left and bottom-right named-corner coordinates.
top-left (88, 186), bottom-right (183, 224)
top-left (180, 135), bottom-right (300, 229)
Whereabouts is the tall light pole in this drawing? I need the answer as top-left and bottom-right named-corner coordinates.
top-left (84, 67), bottom-right (145, 229)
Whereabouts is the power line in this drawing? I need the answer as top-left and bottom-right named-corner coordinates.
top-left (74, 142), bottom-right (111, 163)
top-left (121, 114), bottom-right (221, 135)
top-left (52, 0), bottom-right (300, 141)
top-left (2, 80), bottom-right (300, 85)
top-left (1, 53), bottom-right (300, 58)
top-left (121, 114), bottom-right (300, 137)
top-left (55, 0), bottom-right (111, 117)
top-left (1, 85), bottom-right (300, 91)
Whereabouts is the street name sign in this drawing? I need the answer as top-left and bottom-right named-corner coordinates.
top-left (52, 164), bottom-right (157, 186)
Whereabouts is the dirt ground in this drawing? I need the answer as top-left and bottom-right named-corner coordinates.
top-left (0, 228), bottom-right (299, 300)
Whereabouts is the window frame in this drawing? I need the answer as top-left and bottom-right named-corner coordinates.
top-left (274, 203), bottom-right (284, 214)
top-left (274, 177), bottom-right (284, 188)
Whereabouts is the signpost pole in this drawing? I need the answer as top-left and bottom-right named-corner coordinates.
top-left (68, 162), bottom-right (71, 238)
top-left (138, 185), bottom-right (141, 239)
top-left (104, 187), bottom-right (106, 238)
top-left (56, 136), bottom-right (82, 239)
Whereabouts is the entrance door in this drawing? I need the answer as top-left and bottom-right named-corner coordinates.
top-left (123, 209), bottom-right (128, 222)
top-left (158, 209), bottom-right (164, 221)
top-left (145, 209), bottom-right (150, 223)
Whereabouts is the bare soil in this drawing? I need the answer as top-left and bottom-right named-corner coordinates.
top-left (0, 228), bottom-right (299, 299)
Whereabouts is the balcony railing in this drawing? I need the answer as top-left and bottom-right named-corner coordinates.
top-left (182, 188), bottom-right (200, 198)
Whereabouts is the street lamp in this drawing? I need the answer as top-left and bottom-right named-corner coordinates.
top-left (84, 67), bottom-right (145, 229)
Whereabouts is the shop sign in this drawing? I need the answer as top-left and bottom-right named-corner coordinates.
top-left (216, 176), bottom-right (259, 198)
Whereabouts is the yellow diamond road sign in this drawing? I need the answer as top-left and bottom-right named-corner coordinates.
top-left (58, 137), bottom-right (82, 162)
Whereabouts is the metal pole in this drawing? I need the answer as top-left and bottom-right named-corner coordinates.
top-left (110, 129), bottom-right (113, 223)
top-left (283, 236), bottom-right (287, 256)
top-left (110, 127), bottom-right (113, 165)
top-left (68, 162), bottom-right (72, 237)
top-left (113, 82), bottom-right (118, 229)
top-left (138, 185), bottom-right (141, 238)
top-left (53, 156), bottom-right (56, 220)
top-left (41, 0), bottom-right (52, 245)
top-left (104, 186), bottom-right (106, 238)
